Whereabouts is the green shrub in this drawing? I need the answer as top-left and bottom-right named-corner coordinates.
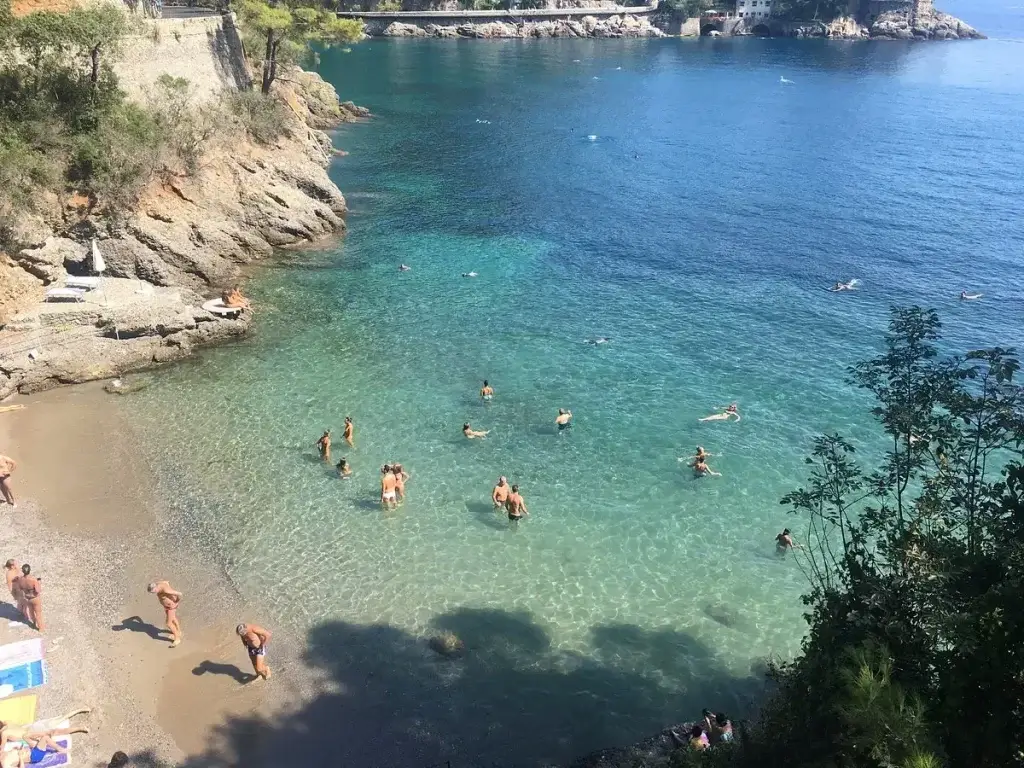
top-left (222, 89), bottom-right (292, 145)
top-left (375, 0), bottom-right (402, 10)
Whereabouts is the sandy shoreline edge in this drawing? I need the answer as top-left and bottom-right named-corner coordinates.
top-left (0, 384), bottom-right (324, 767)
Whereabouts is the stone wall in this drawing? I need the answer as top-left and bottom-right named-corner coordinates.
top-left (114, 12), bottom-right (251, 102)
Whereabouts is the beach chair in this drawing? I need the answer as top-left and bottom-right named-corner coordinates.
top-left (43, 288), bottom-right (85, 303)
top-left (65, 276), bottom-right (101, 291)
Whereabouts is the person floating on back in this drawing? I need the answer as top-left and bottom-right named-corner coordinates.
top-left (699, 403), bottom-right (740, 422)
top-left (463, 423), bottom-right (490, 439)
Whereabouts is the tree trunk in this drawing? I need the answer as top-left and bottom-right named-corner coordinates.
top-left (261, 30), bottom-right (275, 94)
top-left (268, 40), bottom-right (280, 93)
top-left (90, 44), bottom-right (100, 87)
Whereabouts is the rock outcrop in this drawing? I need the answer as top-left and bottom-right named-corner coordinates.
top-left (870, 9), bottom-right (983, 40)
top-left (0, 70), bottom-right (368, 398)
top-left (383, 14), bottom-right (665, 38)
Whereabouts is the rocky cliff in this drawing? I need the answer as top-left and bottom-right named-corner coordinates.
top-left (0, 70), bottom-right (368, 399)
top-left (771, 6), bottom-right (983, 39)
top-left (382, 14), bottom-right (665, 38)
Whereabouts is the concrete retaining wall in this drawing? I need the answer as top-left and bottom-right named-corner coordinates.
top-left (114, 13), bottom-right (251, 102)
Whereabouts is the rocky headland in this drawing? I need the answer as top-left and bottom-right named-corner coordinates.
top-left (0, 68), bottom-right (369, 400)
top-left (771, 6), bottom-right (983, 40)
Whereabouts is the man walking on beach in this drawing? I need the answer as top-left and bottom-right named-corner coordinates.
top-left (236, 623), bottom-right (272, 681)
top-left (147, 581), bottom-right (183, 647)
top-left (0, 454), bottom-right (16, 508)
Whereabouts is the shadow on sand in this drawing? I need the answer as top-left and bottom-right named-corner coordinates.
top-left (140, 607), bottom-right (770, 768)
top-left (111, 615), bottom-right (166, 641)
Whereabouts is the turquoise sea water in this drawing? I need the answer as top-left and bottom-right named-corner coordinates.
top-left (130, 12), bottom-right (1024, 766)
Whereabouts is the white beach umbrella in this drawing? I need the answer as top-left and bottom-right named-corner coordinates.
top-left (91, 238), bottom-right (106, 274)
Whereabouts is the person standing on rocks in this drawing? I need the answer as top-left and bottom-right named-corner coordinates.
top-left (0, 454), bottom-right (16, 508)
top-left (236, 623), bottom-right (272, 681)
top-left (14, 564), bottom-right (42, 631)
top-left (147, 580), bottom-right (183, 647)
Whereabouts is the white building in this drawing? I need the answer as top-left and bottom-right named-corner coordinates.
top-left (735, 0), bottom-right (772, 21)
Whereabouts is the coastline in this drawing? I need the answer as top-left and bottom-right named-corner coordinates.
top-left (0, 385), bottom-right (321, 766)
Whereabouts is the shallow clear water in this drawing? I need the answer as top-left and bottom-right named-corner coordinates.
top-left (129, 23), bottom-right (1024, 766)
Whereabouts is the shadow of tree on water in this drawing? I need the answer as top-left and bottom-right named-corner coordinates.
top-left (179, 607), bottom-right (768, 768)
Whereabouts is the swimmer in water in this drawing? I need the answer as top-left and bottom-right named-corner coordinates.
top-left (393, 463), bottom-right (408, 502)
top-left (693, 459), bottom-right (721, 478)
top-left (463, 423), bottom-right (490, 439)
top-left (480, 380), bottom-right (494, 401)
top-left (462, 271), bottom-right (478, 278)
top-left (399, 264), bottom-right (411, 272)
top-left (336, 457), bottom-right (352, 477)
top-left (829, 279), bottom-right (857, 292)
top-left (680, 446), bottom-right (713, 465)
top-left (492, 476), bottom-right (511, 508)
top-left (556, 409), bottom-right (573, 432)
top-left (960, 291), bottom-right (983, 300)
top-left (343, 416), bottom-right (354, 447)
top-left (775, 528), bottom-right (801, 556)
top-left (380, 464), bottom-right (398, 509)
top-left (586, 337), bottom-right (611, 345)
top-left (699, 404), bottom-right (740, 422)
top-left (316, 430), bottom-right (331, 462)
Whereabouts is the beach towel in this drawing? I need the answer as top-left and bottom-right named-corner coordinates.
top-left (0, 693), bottom-right (37, 725)
top-left (0, 639), bottom-right (46, 698)
top-left (1, 735), bottom-right (71, 767)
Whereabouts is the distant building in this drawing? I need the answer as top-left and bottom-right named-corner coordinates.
top-left (735, 0), bottom-right (772, 21)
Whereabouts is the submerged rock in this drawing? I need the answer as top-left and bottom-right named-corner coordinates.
top-left (429, 631), bottom-right (466, 659)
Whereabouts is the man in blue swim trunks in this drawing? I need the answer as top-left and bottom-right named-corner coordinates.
top-left (237, 622), bottom-right (272, 681)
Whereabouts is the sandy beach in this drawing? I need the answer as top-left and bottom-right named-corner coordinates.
top-left (0, 384), bottom-right (321, 767)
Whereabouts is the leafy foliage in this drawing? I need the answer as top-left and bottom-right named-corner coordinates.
top-left (738, 307), bottom-right (1024, 768)
top-left (771, 0), bottom-right (849, 21)
top-left (235, 0), bottom-right (363, 94)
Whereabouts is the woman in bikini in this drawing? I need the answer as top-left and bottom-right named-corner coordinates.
top-left (14, 564), bottom-right (42, 632)
top-left (463, 423), bottom-right (489, 439)
top-left (480, 380), bottom-right (494, 401)
top-left (343, 417), bottom-right (354, 447)
top-left (698, 403), bottom-right (740, 422)
top-left (393, 463), bottom-right (409, 502)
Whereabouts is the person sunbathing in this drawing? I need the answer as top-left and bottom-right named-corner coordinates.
top-left (221, 287), bottom-right (250, 309)
top-left (0, 708), bottom-right (91, 756)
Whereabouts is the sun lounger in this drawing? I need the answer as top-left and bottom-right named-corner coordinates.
top-left (65, 276), bottom-right (100, 290)
top-left (44, 288), bottom-right (85, 303)
top-left (202, 298), bottom-right (243, 317)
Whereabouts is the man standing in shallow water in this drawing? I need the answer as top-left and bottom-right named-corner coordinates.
top-left (492, 476), bottom-right (511, 509)
top-left (506, 485), bottom-right (528, 524)
top-left (236, 623), bottom-right (272, 681)
top-left (147, 580), bottom-right (183, 647)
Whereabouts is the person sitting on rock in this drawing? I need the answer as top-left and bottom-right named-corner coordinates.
top-left (222, 286), bottom-right (250, 309)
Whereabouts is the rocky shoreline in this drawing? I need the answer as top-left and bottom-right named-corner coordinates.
top-left (382, 14), bottom-right (665, 38)
top-left (0, 71), bottom-right (368, 399)
top-left (779, 8), bottom-right (983, 40)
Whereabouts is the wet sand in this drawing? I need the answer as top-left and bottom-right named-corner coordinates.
top-left (0, 385), bottom-right (316, 766)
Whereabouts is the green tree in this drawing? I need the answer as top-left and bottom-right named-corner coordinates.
top-left (235, 0), bottom-right (363, 95)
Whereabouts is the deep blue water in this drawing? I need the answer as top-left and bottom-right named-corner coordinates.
top-left (131, 14), bottom-right (1024, 766)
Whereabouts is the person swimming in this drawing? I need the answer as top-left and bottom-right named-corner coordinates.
top-left (462, 271), bottom-right (478, 278)
top-left (336, 457), bottom-right (351, 477)
top-left (586, 337), bottom-right (611, 345)
top-left (828, 279), bottom-right (858, 292)
top-left (693, 459), bottom-right (721, 478)
top-left (776, 528), bottom-right (801, 555)
top-left (399, 264), bottom-right (411, 271)
top-left (698, 404), bottom-right (740, 422)
top-left (556, 409), bottom-right (573, 432)
top-left (463, 423), bottom-right (490, 439)
top-left (960, 291), bottom-right (983, 300)
top-left (480, 380), bottom-right (494, 401)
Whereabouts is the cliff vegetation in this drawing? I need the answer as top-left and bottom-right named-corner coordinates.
top-left (579, 308), bottom-right (1024, 768)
